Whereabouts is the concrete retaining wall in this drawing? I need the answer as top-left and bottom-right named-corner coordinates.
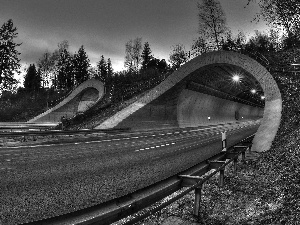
top-left (177, 89), bottom-right (263, 127)
top-left (115, 87), bottom-right (263, 130)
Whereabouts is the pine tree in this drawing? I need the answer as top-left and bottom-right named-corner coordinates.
top-left (65, 54), bottom-right (74, 89)
top-left (0, 19), bottom-right (21, 89)
top-left (73, 45), bottom-right (90, 85)
top-left (141, 42), bottom-right (153, 70)
top-left (97, 55), bottom-right (107, 83)
top-left (24, 64), bottom-right (41, 92)
top-left (107, 58), bottom-right (113, 85)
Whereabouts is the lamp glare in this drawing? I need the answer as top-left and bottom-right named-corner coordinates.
top-left (232, 75), bottom-right (240, 82)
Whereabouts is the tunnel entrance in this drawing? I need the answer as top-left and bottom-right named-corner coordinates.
top-left (98, 51), bottom-right (282, 152)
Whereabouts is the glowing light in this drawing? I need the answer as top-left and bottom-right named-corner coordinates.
top-left (232, 75), bottom-right (240, 82)
top-left (250, 89), bottom-right (256, 94)
top-left (261, 96), bottom-right (265, 100)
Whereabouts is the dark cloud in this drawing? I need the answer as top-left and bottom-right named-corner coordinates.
top-left (0, 0), bottom-right (267, 71)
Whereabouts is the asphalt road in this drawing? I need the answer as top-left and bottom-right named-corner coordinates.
top-left (0, 121), bottom-right (260, 224)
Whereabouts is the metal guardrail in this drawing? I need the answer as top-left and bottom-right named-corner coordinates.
top-left (0, 123), bottom-right (57, 132)
top-left (23, 127), bottom-right (256, 225)
top-left (0, 127), bottom-right (131, 137)
top-left (119, 135), bottom-right (254, 225)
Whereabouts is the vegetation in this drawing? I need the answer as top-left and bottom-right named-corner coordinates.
top-left (1, 1), bottom-right (300, 224)
top-left (0, 88), bottom-right (67, 122)
top-left (0, 19), bottom-right (21, 92)
top-left (23, 64), bottom-right (41, 92)
top-left (73, 45), bottom-right (90, 85)
top-left (197, 0), bottom-right (228, 50)
top-left (124, 37), bottom-right (143, 73)
top-left (169, 44), bottom-right (189, 70)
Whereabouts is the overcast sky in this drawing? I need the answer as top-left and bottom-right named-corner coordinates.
top-left (1, 0), bottom-right (269, 73)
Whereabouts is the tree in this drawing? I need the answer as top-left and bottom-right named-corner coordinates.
top-left (97, 55), bottom-right (107, 83)
top-left (235, 31), bottom-right (247, 50)
top-left (37, 40), bottom-right (70, 89)
top-left (56, 48), bottom-right (74, 89)
top-left (0, 19), bottom-right (21, 90)
top-left (73, 45), bottom-right (90, 85)
top-left (37, 52), bottom-right (55, 88)
top-left (191, 37), bottom-right (209, 58)
top-left (24, 64), bottom-right (41, 92)
top-left (124, 37), bottom-right (143, 73)
top-left (245, 30), bottom-right (273, 53)
top-left (169, 44), bottom-right (188, 70)
top-left (197, 0), bottom-right (228, 50)
top-left (107, 58), bottom-right (113, 84)
top-left (250, 0), bottom-right (300, 35)
top-left (221, 31), bottom-right (246, 51)
top-left (268, 29), bottom-right (281, 51)
top-left (141, 42), bottom-right (153, 70)
top-left (147, 58), bottom-right (169, 74)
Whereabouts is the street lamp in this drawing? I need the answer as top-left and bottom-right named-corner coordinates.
top-left (232, 75), bottom-right (240, 82)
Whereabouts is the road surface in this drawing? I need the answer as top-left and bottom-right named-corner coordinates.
top-left (0, 121), bottom-right (259, 224)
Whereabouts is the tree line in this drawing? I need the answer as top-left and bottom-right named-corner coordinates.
top-left (1, 0), bottom-right (299, 95)
top-left (168, 0), bottom-right (300, 69)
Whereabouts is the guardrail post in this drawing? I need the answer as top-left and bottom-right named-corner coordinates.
top-left (221, 131), bottom-right (227, 152)
top-left (234, 146), bottom-right (248, 162)
top-left (209, 161), bottom-right (225, 187)
top-left (219, 168), bottom-right (224, 187)
top-left (241, 151), bottom-right (246, 162)
top-left (233, 158), bottom-right (238, 176)
top-left (194, 184), bottom-right (202, 216)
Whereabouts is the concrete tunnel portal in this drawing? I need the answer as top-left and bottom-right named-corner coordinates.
top-left (98, 51), bottom-right (282, 152)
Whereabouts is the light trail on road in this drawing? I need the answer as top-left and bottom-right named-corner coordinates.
top-left (0, 121), bottom-right (260, 224)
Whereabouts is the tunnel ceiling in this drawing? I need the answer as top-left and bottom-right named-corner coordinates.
top-left (182, 63), bottom-right (265, 107)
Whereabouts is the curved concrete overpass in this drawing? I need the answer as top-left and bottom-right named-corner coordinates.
top-left (97, 51), bottom-right (282, 152)
top-left (28, 79), bottom-right (104, 123)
